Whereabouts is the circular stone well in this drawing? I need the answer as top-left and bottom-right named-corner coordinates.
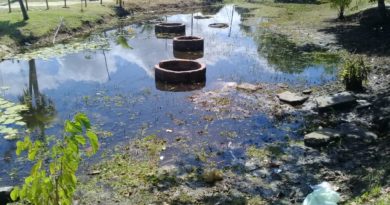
top-left (155, 23), bottom-right (186, 34)
top-left (173, 51), bottom-right (204, 60)
top-left (155, 59), bottom-right (206, 84)
top-left (208, 23), bottom-right (229, 28)
top-left (194, 15), bottom-right (212, 19)
top-left (173, 36), bottom-right (204, 52)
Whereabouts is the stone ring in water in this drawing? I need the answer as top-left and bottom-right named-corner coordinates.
top-left (208, 23), bottom-right (229, 28)
top-left (194, 15), bottom-right (212, 19)
top-left (155, 23), bottom-right (186, 34)
top-left (154, 59), bottom-right (206, 84)
top-left (173, 36), bottom-right (204, 52)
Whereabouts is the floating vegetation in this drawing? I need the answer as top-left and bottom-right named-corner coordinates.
top-left (0, 98), bottom-right (28, 140)
top-left (6, 36), bottom-right (111, 61)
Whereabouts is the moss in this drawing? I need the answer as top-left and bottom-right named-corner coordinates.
top-left (212, 97), bottom-right (231, 106)
top-left (247, 144), bottom-right (285, 160)
top-left (247, 196), bottom-right (268, 205)
top-left (77, 135), bottom-right (166, 204)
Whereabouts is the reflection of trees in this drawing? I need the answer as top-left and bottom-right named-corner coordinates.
top-left (256, 32), bottom-right (340, 74)
top-left (115, 21), bottom-right (134, 49)
top-left (201, 3), bottom-right (223, 15)
top-left (18, 59), bottom-right (57, 138)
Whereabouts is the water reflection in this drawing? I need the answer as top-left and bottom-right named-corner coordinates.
top-left (155, 81), bottom-right (205, 92)
top-left (173, 51), bottom-right (204, 60)
top-left (19, 59), bottom-right (57, 138)
top-left (0, 4), bottom-right (340, 186)
top-left (256, 32), bottom-right (340, 74)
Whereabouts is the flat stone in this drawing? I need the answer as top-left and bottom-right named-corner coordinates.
top-left (338, 123), bottom-right (378, 143)
top-left (356, 99), bottom-right (372, 109)
top-left (315, 92), bottom-right (355, 109)
top-left (302, 89), bottom-right (312, 95)
top-left (304, 129), bottom-right (342, 147)
top-left (277, 83), bottom-right (289, 88)
top-left (236, 83), bottom-right (261, 92)
top-left (245, 159), bottom-right (260, 172)
top-left (277, 91), bottom-right (309, 105)
top-left (0, 186), bottom-right (13, 204)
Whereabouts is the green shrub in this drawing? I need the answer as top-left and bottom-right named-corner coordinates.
top-left (11, 113), bottom-right (99, 205)
top-left (340, 55), bottom-right (370, 91)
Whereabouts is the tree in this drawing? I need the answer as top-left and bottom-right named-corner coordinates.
top-left (17, 0), bottom-right (29, 20)
top-left (377, 0), bottom-right (387, 19)
top-left (24, 0), bottom-right (28, 10)
top-left (7, 0), bottom-right (11, 13)
top-left (330, 0), bottom-right (352, 19)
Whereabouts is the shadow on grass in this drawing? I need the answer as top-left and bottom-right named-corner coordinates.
top-left (319, 7), bottom-right (390, 56)
top-left (0, 20), bottom-right (37, 45)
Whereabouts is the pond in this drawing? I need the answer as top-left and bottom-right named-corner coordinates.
top-left (0, 4), bottom-right (339, 186)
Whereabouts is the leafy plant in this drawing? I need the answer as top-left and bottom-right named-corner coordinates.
top-left (11, 113), bottom-right (99, 205)
top-left (0, 97), bottom-right (28, 140)
top-left (340, 55), bottom-right (370, 91)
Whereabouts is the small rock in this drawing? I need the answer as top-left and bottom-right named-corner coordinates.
top-left (338, 123), bottom-right (378, 143)
top-left (158, 165), bottom-right (179, 177)
top-left (302, 89), bottom-right (312, 95)
top-left (0, 186), bottom-right (13, 204)
top-left (277, 83), bottom-right (289, 89)
top-left (277, 91), bottom-right (309, 105)
top-left (245, 159), bottom-right (260, 171)
top-left (304, 128), bottom-right (342, 147)
top-left (236, 83), bottom-right (261, 92)
top-left (315, 92), bottom-right (355, 109)
top-left (356, 99), bottom-right (372, 109)
top-left (87, 170), bottom-right (101, 175)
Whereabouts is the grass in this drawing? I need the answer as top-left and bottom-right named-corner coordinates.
top-left (0, 4), bottom-right (114, 46)
top-left (348, 185), bottom-right (390, 205)
top-left (226, 0), bottom-right (383, 45)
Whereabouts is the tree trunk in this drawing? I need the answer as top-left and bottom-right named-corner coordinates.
top-left (64, 0), bottom-right (67, 8)
top-left (7, 0), bottom-right (11, 13)
top-left (338, 6), bottom-right (345, 20)
top-left (24, 0), bottom-right (28, 10)
top-left (378, 0), bottom-right (387, 19)
top-left (85, 0), bottom-right (87, 7)
top-left (45, 0), bottom-right (49, 10)
top-left (18, 0), bottom-right (29, 20)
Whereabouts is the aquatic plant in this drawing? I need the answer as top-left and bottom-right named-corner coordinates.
top-left (0, 97), bottom-right (28, 140)
top-left (340, 55), bottom-right (370, 91)
top-left (5, 36), bottom-right (110, 61)
top-left (10, 113), bottom-right (99, 205)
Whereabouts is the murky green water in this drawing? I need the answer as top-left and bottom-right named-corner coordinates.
top-left (0, 5), bottom-right (339, 186)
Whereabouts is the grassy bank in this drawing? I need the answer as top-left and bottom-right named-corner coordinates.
top-left (0, 4), bottom-right (114, 44)
top-left (227, 0), bottom-right (387, 46)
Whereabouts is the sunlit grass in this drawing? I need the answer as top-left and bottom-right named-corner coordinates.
top-left (0, 4), bottom-right (114, 45)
